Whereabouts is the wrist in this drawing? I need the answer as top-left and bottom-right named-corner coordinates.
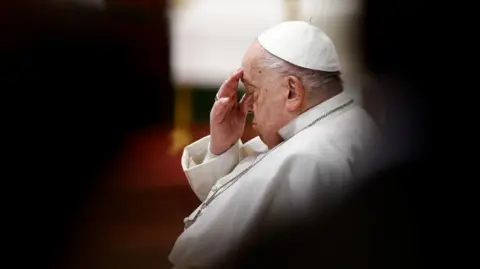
top-left (209, 145), bottom-right (228, 156)
top-left (209, 141), bottom-right (235, 156)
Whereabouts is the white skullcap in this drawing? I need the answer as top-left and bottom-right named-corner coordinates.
top-left (257, 20), bottom-right (341, 72)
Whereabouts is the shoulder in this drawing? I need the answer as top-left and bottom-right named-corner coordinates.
top-left (275, 150), bottom-right (351, 181)
top-left (309, 104), bottom-right (379, 139)
top-left (292, 105), bottom-right (380, 154)
top-left (280, 105), bottom-right (381, 179)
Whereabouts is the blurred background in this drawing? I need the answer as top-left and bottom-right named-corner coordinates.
top-left (2, 0), bottom-right (387, 268)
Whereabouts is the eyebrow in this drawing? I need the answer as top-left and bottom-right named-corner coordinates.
top-left (240, 77), bottom-right (247, 85)
top-left (241, 77), bottom-right (253, 87)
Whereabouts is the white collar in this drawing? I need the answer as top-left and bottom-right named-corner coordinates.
top-left (278, 92), bottom-right (354, 141)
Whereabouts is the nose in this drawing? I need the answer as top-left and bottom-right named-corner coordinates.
top-left (247, 105), bottom-right (253, 114)
top-left (246, 96), bottom-right (254, 113)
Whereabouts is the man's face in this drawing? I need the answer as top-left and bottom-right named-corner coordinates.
top-left (241, 42), bottom-right (292, 148)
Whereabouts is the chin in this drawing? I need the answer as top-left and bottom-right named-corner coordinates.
top-left (259, 136), bottom-right (272, 149)
top-left (256, 132), bottom-right (267, 145)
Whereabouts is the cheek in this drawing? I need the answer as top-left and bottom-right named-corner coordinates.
top-left (253, 92), bottom-right (265, 117)
top-left (252, 101), bottom-right (261, 121)
top-left (254, 91), bottom-right (277, 122)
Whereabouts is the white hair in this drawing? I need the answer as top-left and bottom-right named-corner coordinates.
top-left (257, 48), bottom-right (342, 103)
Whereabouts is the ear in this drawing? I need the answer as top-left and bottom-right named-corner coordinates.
top-left (284, 75), bottom-right (305, 111)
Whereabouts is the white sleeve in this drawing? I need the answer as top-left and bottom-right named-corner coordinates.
top-left (181, 136), bottom-right (242, 201)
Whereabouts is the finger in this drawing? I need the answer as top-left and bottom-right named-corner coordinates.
top-left (237, 92), bottom-right (247, 113)
top-left (211, 97), bottom-right (234, 123)
top-left (217, 69), bottom-right (243, 99)
top-left (238, 92), bottom-right (247, 104)
top-left (239, 93), bottom-right (253, 117)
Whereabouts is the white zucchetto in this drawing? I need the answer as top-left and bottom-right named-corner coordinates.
top-left (257, 20), bottom-right (341, 72)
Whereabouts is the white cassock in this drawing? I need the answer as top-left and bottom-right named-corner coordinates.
top-left (169, 91), bottom-right (381, 268)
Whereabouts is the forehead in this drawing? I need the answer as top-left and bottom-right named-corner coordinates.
top-left (241, 42), bottom-right (264, 88)
top-left (242, 41), bottom-right (262, 63)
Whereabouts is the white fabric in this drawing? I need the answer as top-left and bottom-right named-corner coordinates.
top-left (258, 20), bottom-right (341, 72)
top-left (169, 92), bottom-right (381, 268)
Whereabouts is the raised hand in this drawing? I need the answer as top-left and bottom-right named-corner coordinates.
top-left (209, 69), bottom-right (253, 155)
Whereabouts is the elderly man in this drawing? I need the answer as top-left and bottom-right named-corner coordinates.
top-left (169, 21), bottom-right (381, 268)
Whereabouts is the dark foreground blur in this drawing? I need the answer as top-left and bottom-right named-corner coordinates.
top-left (1, 1), bottom-right (188, 268)
top-left (2, 3), bottom-right (260, 268)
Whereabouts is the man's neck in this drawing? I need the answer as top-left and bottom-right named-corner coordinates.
top-left (302, 89), bottom-right (343, 113)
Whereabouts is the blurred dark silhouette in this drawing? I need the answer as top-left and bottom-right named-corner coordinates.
top-left (217, 1), bottom-right (433, 268)
top-left (1, 1), bottom-right (172, 268)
